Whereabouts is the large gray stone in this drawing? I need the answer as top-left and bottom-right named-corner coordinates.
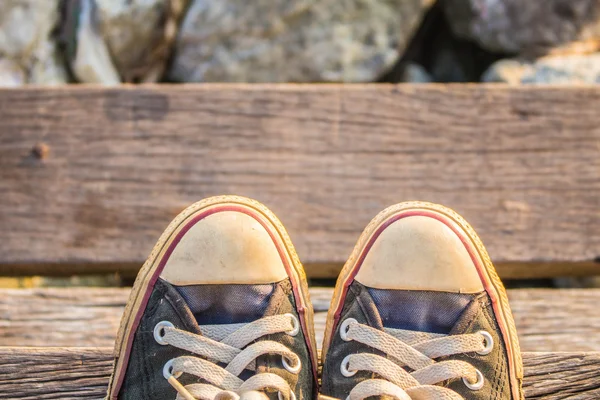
top-left (95, 0), bottom-right (186, 82)
top-left (169, 0), bottom-right (434, 83)
top-left (0, 0), bottom-right (68, 85)
top-left (444, 0), bottom-right (600, 54)
top-left (65, 0), bottom-right (186, 83)
top-left (482, 53), bottom-right (600, 84)
top-left (64, 0), bottom-right (121, 85)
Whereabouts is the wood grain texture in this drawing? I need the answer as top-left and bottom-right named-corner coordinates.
top-left (2, 287), bottom-right (600, 353)
top-left (0, 288), bottom-right (127, 347)
top-left (0, 347), bottom-right (113, 399)
top-left (521, 352), bottom-right (600, 399)
top-left (0, 85), bottom-right (599, 277)
top-left (0, 347), bottom-right (597, 399)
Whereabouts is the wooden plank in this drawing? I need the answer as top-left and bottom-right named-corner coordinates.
top-left (0, 347), bottom-right (598, 399)
top-left (2, 287), bottom-right (600, 353)
top-left (0, 347), bottom-right (113, 400)
top-left (0, 287), bottom-right (127, 348)
top-left (1, 85), bottom-right (599, 277)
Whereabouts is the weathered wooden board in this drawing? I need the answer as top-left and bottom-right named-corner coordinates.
top-left (1, 85), bottom-right (599, 277)
top-left (2, 285), bottom-right (600, 398)
top-left (0, 347), bottom-right (598, 399)
top-left (2, 287), bottom-right (600, 353)
top-left (0, 347), bottom-right (113, 399)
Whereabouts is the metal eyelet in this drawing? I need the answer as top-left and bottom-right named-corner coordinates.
top-left (339, 318), bottom-right (357, 342)
top-left (284, 313), bottom-right (300, 336)
top-left (462, 369), bottom-right (484, 391)
top-left (278, 390), bottom-right (297, 400)
top-left (282, 355), bottom-right (302, 374)
top-left (477, 331), bottom-right (494, 355)
top-left (163, 359), bottom-right (182, 380)
top-left (340, 355), bottom-right (357, 377)
top-left (154, 321), bottom-right (174, 345)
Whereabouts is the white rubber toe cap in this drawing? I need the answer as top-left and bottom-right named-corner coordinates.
top-left (160, 210), bottom-right (288, 285)
top-left (354, 215), bottom-right (484, 293)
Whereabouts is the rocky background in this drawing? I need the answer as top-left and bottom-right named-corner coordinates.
top-left (1, 0), bottom-right (599, 86)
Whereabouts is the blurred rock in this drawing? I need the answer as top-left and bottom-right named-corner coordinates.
top-left (384, 1), bottom-right (506, 83)
top-left (29, 36), bottom-right (70, 84)
top-left (444, 0), bottom-right (600, 55)
top-left (483, 53), bottom-right (600, 83)
top-left (0, 59), bottom-right (25, 87)
top-left (0, 0), bottom-right (68, 85)
top-left (62, 0), bottom-right (120, 84)
top-left (63, 0), bottom-right (187, 83)
top-left (97, 0), bottom-right (187, 82)
top-left (170, 0), bottom-right (434, 83)
top-left (481, 60), bottom-right (526, 84)
top-left (401, 63), bottom-right (432, 82)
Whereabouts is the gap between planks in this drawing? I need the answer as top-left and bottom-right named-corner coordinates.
top-left (0, 261), bottom-right (599, 280)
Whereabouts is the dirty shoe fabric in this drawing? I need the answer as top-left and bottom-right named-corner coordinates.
top-left (107, 196), bottom-right (317, 400)
top-left (320, 202), bottom-right (523, 400)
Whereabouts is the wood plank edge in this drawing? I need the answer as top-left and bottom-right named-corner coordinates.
top-left (0, 348), bottom-right (599, 399)
top-left (0, 261), bottom-right (598, 279)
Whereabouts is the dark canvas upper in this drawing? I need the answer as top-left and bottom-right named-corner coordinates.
top-left (321, 281), bottom-right (513, 400)
top-left (118, 278), bottom-right (315, 400)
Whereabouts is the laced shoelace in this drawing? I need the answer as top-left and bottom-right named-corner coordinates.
top-left (334, 318), bottom-right (493, 400)
top-left (154, 313), bottom-right (303, 400)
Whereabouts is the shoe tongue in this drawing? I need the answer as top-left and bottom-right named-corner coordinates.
top-left (174, 283), bottom-right (276, 325)
top-left (367, 287), bottom-right (477, 334)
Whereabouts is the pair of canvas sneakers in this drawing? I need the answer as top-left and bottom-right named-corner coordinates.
top-left (106, 196), bottom-right (523, 400)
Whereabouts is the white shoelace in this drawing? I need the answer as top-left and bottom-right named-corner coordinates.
top-left (154, 313), bottom-right (302, 400)
top-left (334, 318), bottom-right (493, 400)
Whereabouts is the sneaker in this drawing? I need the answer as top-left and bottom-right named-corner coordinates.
top-left (320, 201), bottom-right (523, 400)
top-left (107, 196), bottom-right (318, 400)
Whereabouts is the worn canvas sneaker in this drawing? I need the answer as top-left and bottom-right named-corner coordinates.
top-left (320, 202), bottom-right (523, 400)
top-left (107, 196), bottom-right (318, 400)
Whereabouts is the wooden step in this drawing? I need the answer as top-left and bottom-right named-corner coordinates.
top-left (0, 287), bottom-right (599, 398)
top-left (1, 287), bottom-right (599, 352)
top-left (1, 85), bottom-right (599, 278)
top-left (0, 347), bottom-right (598, 399)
